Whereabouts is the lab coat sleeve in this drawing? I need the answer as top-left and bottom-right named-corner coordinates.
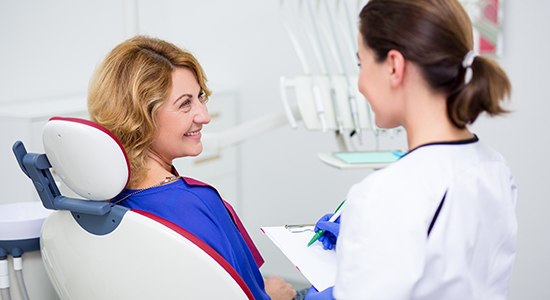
top-left (333, 176), bottom-right (428, 299)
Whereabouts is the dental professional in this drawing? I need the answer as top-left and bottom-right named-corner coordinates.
top-left (307, 0), bottom-right (517, 299)
top-left (88, 36), bottom-right (296, 300)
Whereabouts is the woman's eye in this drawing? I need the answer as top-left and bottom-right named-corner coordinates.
top-left (199, 91), bottom-right (208, 103)
top-left (179, 99), bottom-right (191, 110)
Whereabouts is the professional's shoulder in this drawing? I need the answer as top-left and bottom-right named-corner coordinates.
top-left (471, 140), bottom-right (510, 165)
top-left (354, 148), bottom-right (436, 190)
top-left (346, 158), bottom-right (418, 210)
top-left (348, 138), bottom-right (511, 191)
top-left (346, 144), bottom-right (464, 211)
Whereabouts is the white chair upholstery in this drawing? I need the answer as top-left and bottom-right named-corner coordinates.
top-left (41, 209), bottom-right (251, 299)
top-left (17, 117), bottom-right (252, 300)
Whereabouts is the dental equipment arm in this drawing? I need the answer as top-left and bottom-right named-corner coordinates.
top-left (323, 1), bottom-right (361, 140)
top-left (280, 1), bottom-right (328, 132)
top-left (305, 0), bottom-right (349, 149)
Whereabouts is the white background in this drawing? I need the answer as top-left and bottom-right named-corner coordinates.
top-left (0, 0), bottom-right (548, 299)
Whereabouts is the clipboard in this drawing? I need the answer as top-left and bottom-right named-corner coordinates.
top-left (260, 225), bottom-right (336, 291)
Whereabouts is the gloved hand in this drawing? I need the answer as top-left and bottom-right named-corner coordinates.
top-left (314, 213), bottom-right (341, 250)
top-left (305, 286), bottom-right (334, 300)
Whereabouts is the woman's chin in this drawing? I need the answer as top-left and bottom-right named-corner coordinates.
top-left (188, 146), bottom-right (204, 157)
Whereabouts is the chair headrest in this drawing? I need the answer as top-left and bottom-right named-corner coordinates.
top-left (43, 117), bottom-right (130, 201)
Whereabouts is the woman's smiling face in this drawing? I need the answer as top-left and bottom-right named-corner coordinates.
top-left (150, 67), bottom-right (211, 161)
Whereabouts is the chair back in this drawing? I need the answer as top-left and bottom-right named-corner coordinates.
top-left (13, 117), bottom-right (252, 300)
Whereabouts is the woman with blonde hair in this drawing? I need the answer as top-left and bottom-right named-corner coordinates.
top-left (89, 35), bottom-right (296, 300)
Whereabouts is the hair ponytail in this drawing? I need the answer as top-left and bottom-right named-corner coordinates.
top-left (360, 0), bottom-right (512, 129)
top-left (448, 55), bottom-right (511, 128)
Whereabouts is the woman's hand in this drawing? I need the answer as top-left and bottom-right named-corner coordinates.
top-left (305, 286), bottom-right (334, 300)
top-left (315, 213), bottom-right (341, 250)
top-left (264, 275), bottom-right (297, 300)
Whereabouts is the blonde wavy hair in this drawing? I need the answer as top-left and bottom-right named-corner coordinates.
top-left (88, 35), bottom-right (211, 188)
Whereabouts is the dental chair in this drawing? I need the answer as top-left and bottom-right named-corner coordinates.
top-left (12, 117), bottom-right (253, 300)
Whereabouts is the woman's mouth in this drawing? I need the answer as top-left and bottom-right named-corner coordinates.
top-left (184, 130), bottom-right (202, 139)
top-left (184, 130), bottom-right (200, 136)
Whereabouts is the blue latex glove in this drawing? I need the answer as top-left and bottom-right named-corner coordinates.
top-left (305, 286), bottom-right (334, 300)
top-left (314, 213), bottom-right (341, 250)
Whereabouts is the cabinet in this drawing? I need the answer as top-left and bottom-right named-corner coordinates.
top-left (0, 96), bottom-right (87, 300)
top-left (0, 96), bottom-right (88, 206)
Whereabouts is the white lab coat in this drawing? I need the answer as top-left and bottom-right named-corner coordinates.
top-left (334, 138), bottom-right (517, 300)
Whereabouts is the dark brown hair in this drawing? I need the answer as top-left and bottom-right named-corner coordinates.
top-left (359, 0), bottom-right (511, 128)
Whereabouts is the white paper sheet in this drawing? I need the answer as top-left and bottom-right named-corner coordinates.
top-left (260, 226), bottom-right (337, 291)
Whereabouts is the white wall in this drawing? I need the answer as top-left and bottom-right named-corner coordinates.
top-left (484, 1), bottom-right (550, 299)
top-left (1, 0), bottom-right (548, 298)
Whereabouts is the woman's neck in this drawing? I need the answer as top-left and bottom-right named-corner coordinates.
top-left (407, 122), bottom-right (473, 151)
top-left (403, 83), bottom-right (473, 150)
top-left (133, 150), bottom-right (175, 189)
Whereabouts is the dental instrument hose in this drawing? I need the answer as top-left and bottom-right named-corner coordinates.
top-left (0, 248), bottom-right (11, 300)
top-left (11, 249), bottom-right (29, 300)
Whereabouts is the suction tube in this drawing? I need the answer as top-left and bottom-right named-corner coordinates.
top-left (11, 249), bottom-right (29, 300)
top-left (0, 248), bottom-right (11, 300)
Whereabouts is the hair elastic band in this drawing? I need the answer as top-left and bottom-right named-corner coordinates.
top-left (462, 50), bottom-right (478, 84)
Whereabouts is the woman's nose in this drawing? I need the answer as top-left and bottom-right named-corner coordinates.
top-left (194, 103), bottom-right (211, 124)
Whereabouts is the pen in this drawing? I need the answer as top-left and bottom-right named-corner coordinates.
top-left (307, 199), bottom-right (345, 247)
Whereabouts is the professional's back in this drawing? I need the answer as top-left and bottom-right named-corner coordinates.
top-left (416, 140), bottom-right (517, 299)
top-left (335, 137), bottom-right (518, 300)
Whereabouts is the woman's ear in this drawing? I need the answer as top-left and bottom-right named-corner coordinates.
top-left (387, 49), bottom-right (405, 88)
